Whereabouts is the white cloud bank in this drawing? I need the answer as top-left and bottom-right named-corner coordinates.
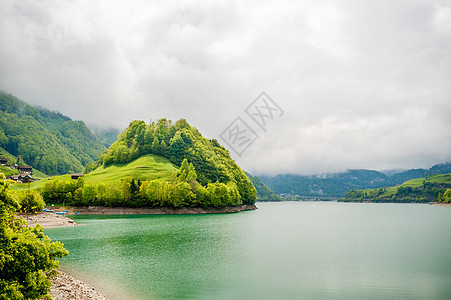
top-left (1, 0), bottom-right (450, 175)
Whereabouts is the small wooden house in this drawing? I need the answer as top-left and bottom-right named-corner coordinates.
top-left (71, 173), bottom-right (85, 180)
top-left (18, 166), bottom-right (32, 174)
top-left (9, 174), bottom-right (37, 183)
top-left (0, 158), bottom-right (7, 166)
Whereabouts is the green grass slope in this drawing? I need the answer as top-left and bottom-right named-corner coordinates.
top-left (10, 154), bottom-right (178, 191)
top-left (343, 173), bottom-right (451, 203)
top-left (86, 154), bottom-right (178, 184)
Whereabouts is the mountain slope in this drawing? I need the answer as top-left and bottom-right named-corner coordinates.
top-left (259, 162), bottom-right (451, 197)
top-left (0, 91), bottom-right (105, 175)
top-left (245, 172), bottom-right (281, 201)
top-left (343, 173), bottom-right (451, 203)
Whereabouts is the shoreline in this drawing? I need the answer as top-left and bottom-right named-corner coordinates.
top-left (19, 204), bottom-right (256, 299)
top-left (50, 204), bottom-right (257, 215)
top-left (50, 270), bottom-right (107, 300)
top-left (18, 211), bottom-right (78, 228)
top-left (432, 203), bottom-right (451, 207)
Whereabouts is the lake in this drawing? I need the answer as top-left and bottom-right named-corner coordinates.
top-left (45, 202), bottom-right (451, 299)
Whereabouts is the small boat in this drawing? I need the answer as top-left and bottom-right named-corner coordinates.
top-left (55, 212), bottom-right (65, 215)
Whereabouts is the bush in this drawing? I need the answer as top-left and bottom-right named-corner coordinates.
top-left (0, 174), bottom-right (68, 299)
top-left (18, 190), bottom-right (45, 213)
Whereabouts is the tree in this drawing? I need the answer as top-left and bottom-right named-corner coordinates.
top-left (444, 189), bottom-right (451, 203)
top-left (18, 190), bottom-right (45, 221)
top-left (0, 174), bottom-right (68, 299)
top-left (177, 158), bottom-right (197, 183)
top-left (151, 136), bottom-right (160, 154)
top-left (170, 182), bottom-right (195, 207)
top-left (16, 155), bottom-right (25, 166)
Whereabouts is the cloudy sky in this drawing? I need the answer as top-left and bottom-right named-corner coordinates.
top-left (1, 0), bottom-right (450, 175)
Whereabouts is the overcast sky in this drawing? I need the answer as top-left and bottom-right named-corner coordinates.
top-left (1, 0), bottom-right (450, 175)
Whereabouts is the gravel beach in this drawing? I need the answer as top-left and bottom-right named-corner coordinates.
top-left (19, 212), bottom-right (108, 300)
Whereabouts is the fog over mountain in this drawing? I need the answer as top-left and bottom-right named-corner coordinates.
top-left (1, 0), bottom-right (450, 175)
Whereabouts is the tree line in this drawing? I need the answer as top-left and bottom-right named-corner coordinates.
top-left (343, 181), bottom-right (451, 203)
top-left (43, 159), bottom-right (246, 208)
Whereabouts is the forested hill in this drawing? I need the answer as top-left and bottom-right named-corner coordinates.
top-left (0, 91), bottom-right (105, 175)
top-left (343, 173), bottom-right (451, 203)
top-left (259, 162), bottom-right (451, 197)
top-left (93, 119), bottom-right (256, 205)
top-left (245, 172), bottom-right (281, 201)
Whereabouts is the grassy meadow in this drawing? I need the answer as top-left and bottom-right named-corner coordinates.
top-left (10, 154), bottom-right (179, 192)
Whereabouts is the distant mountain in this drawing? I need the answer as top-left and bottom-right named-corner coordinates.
top-left (259, 162), bottom-right (451, 198)
top-left (245, 172), bottom-right (281, 201)
top-left (89, 126), bottom-right (120, 148)
top-left (343, 173), bottom-right (451, 203)
top-left (0, 91), bottom-right (105, 175)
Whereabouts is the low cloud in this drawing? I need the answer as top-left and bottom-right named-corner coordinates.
top-left (1, 0), bottom-right (450, 174)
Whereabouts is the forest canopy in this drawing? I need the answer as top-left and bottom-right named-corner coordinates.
top-left (0, 91), bottom-right (105, 175)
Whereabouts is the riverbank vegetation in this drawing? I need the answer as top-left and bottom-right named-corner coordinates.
top-left (41, 158), bottom-right (247, 208)
top-left (0, 174), bottom-right (68, 299)
top-left (342, 173), bottom-right (451, 203)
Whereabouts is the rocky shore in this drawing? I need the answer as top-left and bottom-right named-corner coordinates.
top-left (17, 213), bottom-right (107, 299)
top-left (50, 271), bottom-right (107, 300)
top-left (433, 203), bottom-right (451, 207)
top-left (18, 211), bottom-right (78, 228)
top-left (62, 204), bottom-right (257, 215)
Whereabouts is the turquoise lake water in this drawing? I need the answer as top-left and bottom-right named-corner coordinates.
top-left (45, 202), bottom-right (451, 299)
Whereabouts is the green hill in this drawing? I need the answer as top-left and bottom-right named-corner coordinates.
top-left (96, 119), bottom-right (256, 204)
top-left (259, 162), bottom-right (451, 198)
top-left (16, 119), bottom-right (256, 208)
top-left (343, 173), bottom-right (451, 203)
top-left (0, 91), bottom-right (106, 175)
top-left (245, 172), bottom-right (281, 201)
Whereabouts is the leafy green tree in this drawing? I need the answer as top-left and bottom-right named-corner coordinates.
top-left (16, 155), bottom-right (25, 166)
top-left (18, 190), bottom-right (45, 221)
top-left (444, 189), bottom-right (451, 203)
top-left (151, 136), bottom-right (160, 154)
top-left (438, 192), bottom-right (443, 203)
top-left (170, 182), bottom-right (195, 207)
top-left (0, 128), bottom-right (8, 148)
top-left (82, 185), bottom-right (97, 205)
top-left (0, 174), bottom-right (68, 299)
top-left (97, 182), bottom-right (107, 206)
